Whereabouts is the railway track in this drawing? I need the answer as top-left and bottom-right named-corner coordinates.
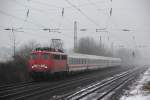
top-left (56, 67), bottom-right (147, 100)
top-left (0, 81), bottom-right (35, 92)
top-left (0, 81), bottom-right (34, 90)
top-left (0, 67), bottom-right (136, 100)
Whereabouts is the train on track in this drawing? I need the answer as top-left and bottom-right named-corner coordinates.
top-left (28, 47), bottom-right (122, 79)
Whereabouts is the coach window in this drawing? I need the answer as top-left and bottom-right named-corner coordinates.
top-left (73, 58), bottom-right (75, 64)
top-left (74, 58), bottom-right (76, 64)
top-left (77, 59), bottom-right (79, 64)
top-left (69, 58), bottom-right (72, 64)
top-left (73, 58), bottom-right (77, 64)
top-left (83, 59), bottom-right (85, 64)
top-left (72, 58), bottom-right (73, 64)
top-left (82, 59), bottom-right (84, 64)
top-left (76, 58), bottom-right (78, 64)
top-left (71, 58), bottom-right (73, 64)
top-left (84, 59), bottom-right (86, 64)
top-left (79, 59), bottom-right (81, 64)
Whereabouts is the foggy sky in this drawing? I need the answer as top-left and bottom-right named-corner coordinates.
top-left (0, 0), bottom-right (150, 60)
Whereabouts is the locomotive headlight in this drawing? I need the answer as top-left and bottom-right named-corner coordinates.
top-left (31, 65), bottom-right (37, 68)
top-left (31, 64), bottom-right (47, 68)
top-left (41, 64), bottom-right (48, 68)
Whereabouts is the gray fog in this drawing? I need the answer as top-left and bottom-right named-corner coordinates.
top-left (0, 0), bottom-right (150, 62)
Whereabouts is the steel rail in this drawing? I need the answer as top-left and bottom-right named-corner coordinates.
top-left (58, 67), bottom-right (141, 100)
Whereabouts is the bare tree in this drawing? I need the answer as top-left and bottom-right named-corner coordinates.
top-left (15, 40), bottom-right (40, 61)
top-left (0, 40), bottom-right (40, 83)
top-left (76, 37), bottom-right (113, 56)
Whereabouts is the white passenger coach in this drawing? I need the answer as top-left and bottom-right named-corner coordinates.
top-left (67, 53), bottom-right (122, 71)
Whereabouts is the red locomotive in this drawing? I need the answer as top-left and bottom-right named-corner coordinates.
top-left (28, 47), bottom-right (121, 79)
top-left (28, 48), bottom-right (68, 77)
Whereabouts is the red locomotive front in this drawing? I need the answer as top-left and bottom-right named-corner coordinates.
top-left (28, 51), bottom-right (52, 73)
top-left (28, 48), bottom-right (68, 78)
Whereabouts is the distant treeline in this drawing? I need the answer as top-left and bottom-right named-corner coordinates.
top-left (0, 41), bottom-right (39, 83)
top-left (75, 37), bottom-right (113, 57)
top-left (76, 37), bottom-right (140, 66)
top-left (0, 58), bottom-right (30, 84)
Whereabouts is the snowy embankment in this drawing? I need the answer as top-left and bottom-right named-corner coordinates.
top-left (120, 67), bottom-right (150, 100)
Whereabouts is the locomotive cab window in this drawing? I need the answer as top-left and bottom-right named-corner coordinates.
top-left (31, 53), bottom-right (38, 59)
top-left (42, 53), bottom-right (49, 59)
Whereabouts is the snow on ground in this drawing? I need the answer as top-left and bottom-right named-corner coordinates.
top-left (120, 67), bottom-right (150, 100)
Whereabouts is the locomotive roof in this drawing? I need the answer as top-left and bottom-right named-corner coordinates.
top-left (68, 53), bottom-right (121, 61)
top-left (31, 50), bottom-right (67, 55)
